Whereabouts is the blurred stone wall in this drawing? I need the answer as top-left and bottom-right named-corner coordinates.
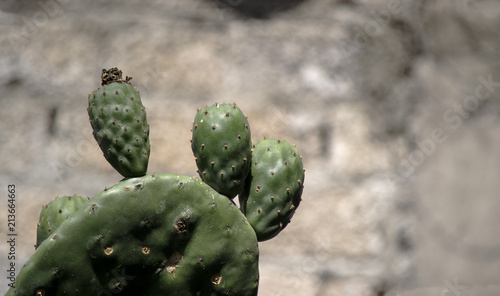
top-left (1, 0), bottom-right (500, 295)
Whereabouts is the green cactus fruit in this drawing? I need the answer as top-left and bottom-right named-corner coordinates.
top-left (7, 174), bottom-right (259, 296)
top-left (191, 103), bottom-right (252, 199)
top-left (239, 139), bottom-right (305, 241)
top-left (36, 195), bottom-right (89, 248)
top-left (88, 67), bottom-right (150, 178)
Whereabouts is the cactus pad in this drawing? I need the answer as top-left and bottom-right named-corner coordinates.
top-left (88, 68), bottom-right (150, 177)
top-left (7, 174), bottom-right (259, 296)
top-left (35, 195), bottom-right (89, 248)
top-left (191, 103), bottom-right (252, 199)
top-left (239, 139), bottom-right (304, 241)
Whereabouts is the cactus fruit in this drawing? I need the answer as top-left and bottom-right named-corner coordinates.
top-left (35, 195), bottom-right (89, 248)
top-left (88, 67), bottom-right (150, 177)
top-left (7, 174), bottom-right (259, 296)
top-left (191, 103), bottom-right (252, 199)
top-left (239, 139), bottom-right (305, 241)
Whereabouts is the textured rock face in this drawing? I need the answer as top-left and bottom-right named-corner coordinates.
top-left (1, 0), bottom-right (500, 295)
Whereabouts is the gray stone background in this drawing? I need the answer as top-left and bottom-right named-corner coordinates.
top-left (1, 0), bottom-right (500, 295)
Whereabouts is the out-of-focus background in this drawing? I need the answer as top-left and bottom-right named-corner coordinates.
top-left (1, 0), bottom-right (500, 295)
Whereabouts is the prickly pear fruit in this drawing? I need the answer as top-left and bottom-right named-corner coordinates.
top-left (191, 103), bottom-right (252, 199)
top-left (239, 139), bottom-right (304, 241)
top-left (88, 67), bottom-right (150, 178)
top-left (36, 195), bottom-right (89, 248)
top-left (7, 174), bottom-right (259, 296)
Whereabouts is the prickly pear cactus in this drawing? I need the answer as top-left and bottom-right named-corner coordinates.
top-left (7, 67), bottom-right (306, 296)
top-left (239, 139), bottom-right (305, 241)
top-left (7, 174), bottom-right (259, 296)
top-left (35, 195), bottom-right (89, 248)
top-left (191, 103), bottom-right (252, 199)
top-left (88, 67), bottom-right (150, 177)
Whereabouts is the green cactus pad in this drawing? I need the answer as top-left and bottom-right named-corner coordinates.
top-left (88, 68), bottom-right (150, 178)
top-left (7, 174), bottom-right (259, 296)
top-left (36, 195), bottom-right (89, 248)
top-left (191, 103), bottom-right (252, 199)
top-left (239, 139), bottom-right (305, 241)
